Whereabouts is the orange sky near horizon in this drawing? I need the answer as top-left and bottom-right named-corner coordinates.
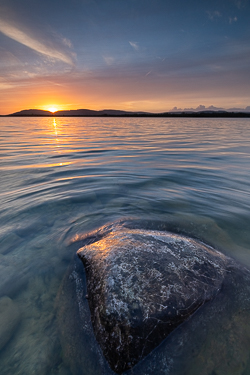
top-left (1, 77), bottom-right (249, 115)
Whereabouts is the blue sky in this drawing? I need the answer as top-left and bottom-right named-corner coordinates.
top-left (0, 0), bottom-right (249, 114)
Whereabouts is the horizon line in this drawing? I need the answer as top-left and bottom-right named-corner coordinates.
top-left (1, 104), bottom-right (250, 116)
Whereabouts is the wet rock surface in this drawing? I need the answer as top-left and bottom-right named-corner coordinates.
top-left (77, 222), bottom-right (231, 373)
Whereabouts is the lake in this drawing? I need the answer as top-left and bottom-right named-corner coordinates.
top-left (0, 117), bottom-right (250, 374)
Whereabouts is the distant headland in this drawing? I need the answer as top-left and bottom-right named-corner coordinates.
top-left (2, 108), bottom-right (250, 118)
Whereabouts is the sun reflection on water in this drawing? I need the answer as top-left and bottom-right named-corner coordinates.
top-left (53, 118), bottom-right (58, 137)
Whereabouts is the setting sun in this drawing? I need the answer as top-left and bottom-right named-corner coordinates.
top-left (48, 106), bottom-right (58, 113)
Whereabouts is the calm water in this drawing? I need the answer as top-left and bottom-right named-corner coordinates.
top-left (0, 117), bottom-right (250, 374)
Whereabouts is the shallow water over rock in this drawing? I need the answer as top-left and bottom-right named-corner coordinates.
top-left (54, 219), bottom-right (250, 374)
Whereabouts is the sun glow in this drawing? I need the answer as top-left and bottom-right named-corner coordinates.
top-left (48, 106), bottom-right (58, 113)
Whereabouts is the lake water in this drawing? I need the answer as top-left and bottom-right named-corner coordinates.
top-left (0, 117), bottom-right (250, 374)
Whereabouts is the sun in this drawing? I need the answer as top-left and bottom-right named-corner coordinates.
top-left (48, 106), bottom-right (58, 113)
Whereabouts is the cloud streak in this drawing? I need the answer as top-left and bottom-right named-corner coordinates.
top-left (129, 41), bottom-right (139, 51)
top-left (0, 19), bottom-right (74, 65)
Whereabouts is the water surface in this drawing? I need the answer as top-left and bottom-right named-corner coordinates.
top-left (0, 117), bottom-right (250, 374)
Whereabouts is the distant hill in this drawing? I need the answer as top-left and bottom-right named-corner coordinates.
top-left (6, 108), bottom-right (250, 117)
top-left (54, 109), bottom-right (145, 116)
top-left (10, 109), bottom-right (54, 116)
top-left (55, 109), bottom-right (99, 116)
top-left (9, 109), bottom-right (138, 116)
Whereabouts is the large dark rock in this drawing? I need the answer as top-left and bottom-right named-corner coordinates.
top-left (77, 222), bottom-right (231, 373)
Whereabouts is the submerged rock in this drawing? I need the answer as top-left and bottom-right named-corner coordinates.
top-left (56, 258), bottom-right (113, 375)
top-left (0, 256), bottom-right (29, 298)
top-left (77, 223), bottom-right (230, 373)
top-left (0, 296), bottom-right (21, 351)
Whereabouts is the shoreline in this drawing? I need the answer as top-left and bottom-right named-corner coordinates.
top-left (2, 112), bottom-right (250, 118)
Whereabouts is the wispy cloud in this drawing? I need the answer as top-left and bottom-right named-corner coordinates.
top-left (234, 0), bottom-right (247, 9)
top-left (0, 49), bottom-right (22, 66)
top-left (0, 80), bottom-right (13, 89)
top-left (0, 19), bottom-right (74, 65)
top-left (229, 16), bottom-right (238, 24)
top-left (207, 11), bottom-right (221, 20)
top-left (62, 38), bottom-right (73, 48)
top-left (103, 56), bottom-right (114, 65)
top-left (129, 41), bottom-right (139, 51)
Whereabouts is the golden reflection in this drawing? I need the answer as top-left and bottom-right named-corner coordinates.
top-left (53, 118), bottom-right (58, 137)
top-left (0, 162), bottom-right (73, 170)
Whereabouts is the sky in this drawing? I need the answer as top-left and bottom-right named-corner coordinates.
top-left (0, 0), bottom-right (249, 114)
